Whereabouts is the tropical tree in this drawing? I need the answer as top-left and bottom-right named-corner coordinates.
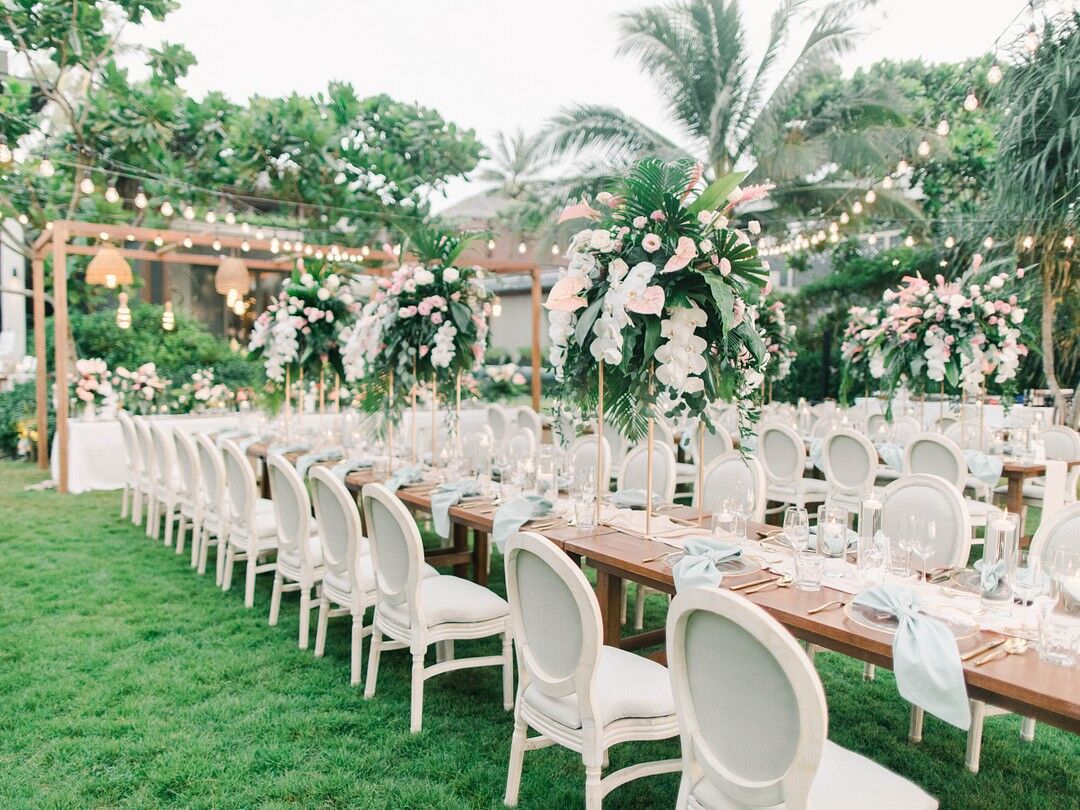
top-left (476, 128), bottom-right (551, 200)
top-left (990, 10), bottom-right (1080, 421)
top-left (542, 0), bottom-right (921, 220)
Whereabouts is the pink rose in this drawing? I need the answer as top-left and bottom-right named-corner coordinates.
top-left (632, 216), bottom-right (647, 229)
top-left (763, 279), bottom-right (773, 295)
top-left (718, 257), bottom-right (732, 277)
top-left (641, 233), bottom-right (662, 253)
top-left (419, 345), bottom-right (429, 357)
top-left (649, 210), bottom-right (666, 221)
top-left (1016, 267), bottom-right (1026, 279)
top-left (431, 312), bottom-right (443, 324)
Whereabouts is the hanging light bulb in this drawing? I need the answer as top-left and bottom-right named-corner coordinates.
top-left (896, 158), bottom-right (909, 174)
top-left (964, 90), bottom-right (979, 111)
top-left (17, 214), bottom-right (28, 225)
top-left (551, 243), bottom-right (560, 255)
top-left (182, 237), bottom-right (193, 248)
top-left (224, 211), bottom-right (236, 225)
top-left (154, 235), bottom-right (164, 247)
top-left (116, 292), bottom-right (131, 329)
top-left (134, 188), bottom-right (148, 209)
top-left (917, 138), bottom-right (931, 157)
top-left (868, 234), bottom-right (878, 246)
top-left (881, 175), bottom-right (894, 190)
top-left (241, 240), bottom-right (251, 252)
top-left (904, 235), bottom-right (915, 247)
top-left (518, 241), bottom-right (527, 254)
top-left (987, 63), bottom-right (1003, 84)
top-left (1024, 26), bottom-right (1038, 54)
top-left (270, 238), bottom-right (280, 254)
top-left (160, 200), bottom-right (174, 218)
top-left (205, 211), bottom-right (217, 224)
top-left (98, 231), bottom-right (109, 241)
top-left (944, 235), bottom-right (956, 249)
top-left (492, 298), bottom-right (503, 318)
top-left (212, 239), bottom-right (222, 251)
top-left (361, 245), bottom-right (370, 257)
top-left (983, 235), bottom-right (994, 250)
top-left (304, 245), bottom-right (313, 256)
top-left (182, 204), bottom-right (195, 220)
top-left (864, 189), bottom-right (876, 204)
top-left (226, 288), bottom-right (238, 307)
top-left (254, 228), bottom-right (264, 240)
top-left (79, 176), bottom-right (95, 195)
top-left (487, 238), bottom-right (496, 252)
top-left (830, 232), bottom-right (839, 243)
top-left (315, 250), bottom-right (324, 260)
top-left (0, 139), bottom-right (12, 165)
top-left (232, 298), bottom-right (246, 316)
top-left (105, 184), bottom-right (120, 204)
top-left (240, 221), bottom-right (251, 234)
top-left (1063, 235), bottom-right (1075, 251)
top-left (1022, 235), bottom-right (1034, 250)
top-left (839, 211), bottom-right (850, 225)
top-left (162, 301), bottom-right (175, 331)
top-left (936, 118), bottom-right (950, 137)
top-left (283, 241), bottom-right (293, 252)
top-left (38, 159), bottom-right (55, 178)
top-left (851, 200), bottom-right (863, 215)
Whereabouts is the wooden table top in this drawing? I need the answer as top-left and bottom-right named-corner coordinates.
top-left (244, 441), bottom-right (1080, 733)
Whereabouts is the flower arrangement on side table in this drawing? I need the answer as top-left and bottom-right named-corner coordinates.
top-left (546, 159), bottom-right (773, 440)
top-left (342, 226), bottom-right (493, 415)
top-left (70, 358), bottom-right (115, 419)
top-left (169, 368), bottom-right (236, 413)
top-left (112, 362), bottom-right (170, 414)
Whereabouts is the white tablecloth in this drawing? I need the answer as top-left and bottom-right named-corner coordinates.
top-left (854, 398), bottom-right (1053, 430)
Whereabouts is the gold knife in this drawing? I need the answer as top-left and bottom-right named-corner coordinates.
top-left (961, 637), bottom-right (1007, 663)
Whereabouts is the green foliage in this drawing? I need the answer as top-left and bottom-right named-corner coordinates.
top-left (0, 382), bottom-right (51, 458)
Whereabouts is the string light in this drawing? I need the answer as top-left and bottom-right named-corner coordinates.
top-left (134, 188), bottom-right (148, 209)
top-left (182, 204), bottom-right (195, 220)
top-left (270, 238), bottom-right (280, 254)
top-left (864, 189), bottom-right (876, 203)
top-left (79, 176), bottom-right (95, 195)
top-left (551, 243), bottom-right (560, 255)
top-left (162, 301), bottom-right (175, 331)
top-left (983, 235), bottom-right (994, 250)
top-left (936, 119), bottom-right (950, 137)
top-left (98, 231), bottom-right (109, 241)
top-left (881, 175), bottom-right (894, 190)
top-left (361, 245), bottom-right (370, 257)
top-left (917, 138), bottom-right (931, 157)
top-left (224, 211), bottom-right (236, 225)
top-left (944, 235), bottom-right (956, 249)
top-left (895, 159), bottom-right (909, 174)
top-left (116, 292), bottom-right (131, 329)
top-left (487, 238), bottom-right (496, 252)
top-left (964, 90), bottom-right (979, 111)
top-left (867, 234), bottom-right (877, 245)
top-left (182, 237), bottom-right (193, 248)
top-left (904, 235), bottom-right (915, 247)
top-left (38, 159), bottom-right (55, 178)
top-left (212, 239), bottom-right (222, 251)
top-left (839, 212), bottom-right (850, 225)
top-left (1021, 235), bottom-right (1034, 250)
top-left (105, 184), bottom-right (120, 203)
top-left (517, 241), bottom-right (527, 254)
top-left (987, 63), bottom-right (1003, 84)
top-left (205, 211), bottom-right (216, 224)
top-left (240, 222), bottom-right (250, 234)
top-left (851, 200), bottom-right (863, 215)
top-left (153, 235), bottom-right (164, 247)
top-left (160, 200), bottom-right (174, 217)
top-left (241, 240), bottom-right (251, 252)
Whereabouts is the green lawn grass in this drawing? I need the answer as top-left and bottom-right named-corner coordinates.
top-left (0, 460), bottom-right (1076, 809)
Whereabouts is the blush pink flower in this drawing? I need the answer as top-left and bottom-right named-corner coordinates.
top-left (641, 233), bottom-right (662, 253)
top-left (632, 216), bottom-right (648, 229)
top-left (557, 200), bottom-right (602, 224)
top-left (718, 257), bottom-right (732, 277)
top-left (662, 236), bottom-right (698, 273)
top-left (649, 210), bottom-right (666, 222)
top-left (544, 276), bottom-right (588, 311)
top-left (625, 285), bottom-right (665, 315)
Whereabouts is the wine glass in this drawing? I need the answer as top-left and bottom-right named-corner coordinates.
top-left (731, 482), bottom-right (755, 543)
top-left (909, 519), bottom-right (936, 581)
top-left (784, 506), bottom-right (809, 551)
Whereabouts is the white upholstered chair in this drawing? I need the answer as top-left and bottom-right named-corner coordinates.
top-left (820, 428), bottom-right (878, 517)
top-left (757, 423), bottom-right (828, 513)
top-left (567, 435), bottom-right (611, 489)
top-left (994, 425), bottom-right (1080, 508)
top-left (503, 531), bottom-right (679, 809)
top-left (488, 404), bottom-right (514, 453)
top-left (172, 428), bottom-right (202, 565)
top-left (116, 411), bottom-right (141, 522)
top-left (132, 417), bottom-right (158, 536)
top-left (361, 482), bottom-right (513, 733)
top-left (686, 421), bottom-right (735, 470)
top-left (265, 453), bottom-right (325, 648)
top-left (601, 422), bottom-right (629, 479)
top-left (505, 426), bottom-right (537, 459)
top-left (693, 453), bottom-right (766, 524)
top-left (666, 587), bottom-right (938, 809)
top-left (616, 441), bottom-right (677, 503)
top-left (516, 405), bottom-right (543, 443)
top-left (220, 439), bottom-right (281, 608)
top-left (904, 432), bottom-right (990, 531)
top-left (149, 423), bottom-right (182, 548)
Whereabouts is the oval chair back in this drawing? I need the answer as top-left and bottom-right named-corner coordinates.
top-left (566, 435), bottom-right (611, 488)
top-left (150, 423), bottom-right (178, 491)
top-left (866, 413), bottom-right (888, 436)
top-left (944, 420), bottom-right (993, 451)
top-left (1042, 426), bottom-right (1080, 501)
top-left (810, 416), bottom-right (838, 439)
top-left (195, 432), bottom-right (226, 523)
top-left (487, 405), bottom-right (513, 452)
top-left (821, 428), bottom-right (877, 501)
top-left (695, 452), bottom-right (766, 523)
top-left (504, 532), bottom-right (602, 722)
top-left (133, 417), bottom-right (157, 488)
top-left (891, 415), bottom-right (922, 446)
top-left (221, 439), bottom-right (259, 542)
top-left (883, 473), bottom-right (971, 569)
top-left (667, 588), bottom-right (827, 809)
top-left (361, 482), bottom-right (425, 622)
top-left (505, 427), bottom-right (537, 459)
top-left (117, 411), bottom-right (142, 482)
top-left (617, 441), bottom-right (677, 502)
top-left (757, 423), bottom-right (807, 488)
top-left (904, 432), bottom-right (966, 490)
top-left (173, 428), bottom-right (201, 505)
top-left (687, 421), bottom-right (734, 468)
top-left (1030, 501), bottom-right (1080, 571)
top-left (266, 453), bottom-right (315, 572)
top-left (516, 406), bottom-right (542, 442)
top-left (601, 421), bottom-right (628, 471)
top-left (310, 467), bottom-right (365, 594)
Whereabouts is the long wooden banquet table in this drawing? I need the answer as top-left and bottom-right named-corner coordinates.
top-left (244, 443), bottom-right (1080, 735)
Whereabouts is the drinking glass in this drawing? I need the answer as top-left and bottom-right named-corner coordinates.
top-left (1011, 551), bottom-right (1045, 640)
top-left (858, 488), bottom-right (884, 541)
top-left (981, 510), bottom-right (1020, 615)
top-left (909, 519), bottom-right (936, 582)
top-left (816, 505), bottom-right (847, 578)
top-left (1039, 548), bottom-right (1080, 666)
top-left (711, 499), bottom-right (736, 538)
top-left (574, 498), bottom-right (597, 532)
top-left (731, 483), bottom-right (755, 544)
top-left (884, 534), bottom-right (910, 577)
top-left (794, 550), bottom-right (824, 592)
top-left (784, 506), bottom-right (809, 551)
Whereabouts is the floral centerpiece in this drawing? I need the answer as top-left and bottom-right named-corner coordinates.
top-left (870, 258), bottom-right (1030, 399)
top-left (70, 358), bottom-right (115, 419)
top-left (756, 296), bottom-right (796, 386)
top-left (478, 361), bottom-right (529, 402)
top-left (170, 368), bottom-right (235, 413)
top-left (839, 303), bottom-right (888, 402)
top-left (248, 259), bottom-right (363, 384)
top-left (342, 226), bottom-right (494, 411)
top-left (546, 159), bottom-right (772, 439)
top-left (113, 362), bottom-right (170, 414)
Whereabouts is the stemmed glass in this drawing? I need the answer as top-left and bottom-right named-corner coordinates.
top-left (731, 482), bottom-right (755, 544)
top-left (908, 518), bottom-right (937, 581)
top-left (784, 506), bottom-right (809, 551)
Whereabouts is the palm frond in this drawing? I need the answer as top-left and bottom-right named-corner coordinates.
top-left (539, 103), bottom-right (683, 166)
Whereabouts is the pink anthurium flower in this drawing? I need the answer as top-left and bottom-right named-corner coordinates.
top-left (626, 285), bottom-right (665, 315)
top-left (557, 200), bottom-right (602, 224)
top-left (662, 236), bottom-right (698, 273)
top-left (544, 276), bottom-right (588, 311)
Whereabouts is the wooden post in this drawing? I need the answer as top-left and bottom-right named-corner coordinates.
top-left (530, 267), bottom-right (541, 412)
top-left (52, 225), bottom-right (69, 493)
top-left (596, 361), bottom-right (604, 524)
top-left (645, 364), bottom-right (654, 539)
top-left (410, 358), bottom-right (417, 464)
top-left (387, 369), bottom-right (394, 475)
top-left (698, 420), bottom-right (705, 522)
top-left (319, 363), bottom-right (325, 416)
top-left (32, 256), bottom-right (47, 469)
top-left (430, 372), bottom-right (437, 464)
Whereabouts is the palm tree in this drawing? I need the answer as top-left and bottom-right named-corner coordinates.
top-left (543, 0), bottom-right (922, 217)
top-left (990, 11), bottom-right (1080, 421)
top-left (477, 129), bottom-right (551, 200)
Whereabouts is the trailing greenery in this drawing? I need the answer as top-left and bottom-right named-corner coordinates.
top-left (0, 382), bottom-right (50, 459)
top-left (0, 461), bottom-right (1077, 808)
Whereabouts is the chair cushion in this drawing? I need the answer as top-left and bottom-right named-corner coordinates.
top-left (965, 498), bottom-right (989, 526)
top-left (522, 646), bottom-right (675, 730)
top-left (676, 461), bottom-right (698, 482)
top-left (378, 574), bottom-right (508, 628)
top-left (324, 558), bottom-right (438, 596)
top-left (689, 740), bottom-right (937, 809)
top-left (277, 532), bottom-right (324, 570)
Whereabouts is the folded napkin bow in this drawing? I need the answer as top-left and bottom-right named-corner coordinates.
top-left (852, 585), bottom-right (970, 730)
top-left (331, 457), bottom-right (375, 481)
top-left (809, 524), bottom-right (859, 554)
top-left (296, 447), bottom-right (344, 479)
top-left (493, 495), bottom-right (553, 552)
top-left (430, 480), bottom-right (481, 538)
top-left (673, 537), bottom-right (741, 591)
top-left (384, 464), bottom-right (423, 492)
top-left (608, 488), bottom-right (661, 509)
top-left (964, 449), bottom-right (1004, 486)
top-left (974, 558), bottom-right (1007, 594)
top-left (602, 508), bottom-right (704, 547)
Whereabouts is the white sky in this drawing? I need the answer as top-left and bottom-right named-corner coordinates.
top-left (128, 0), bottom-right (1033, 210)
